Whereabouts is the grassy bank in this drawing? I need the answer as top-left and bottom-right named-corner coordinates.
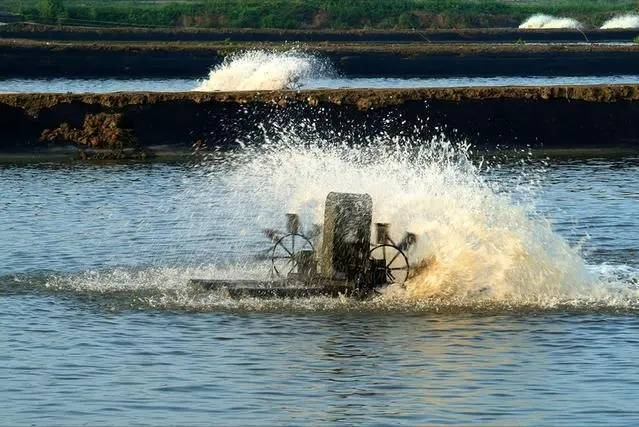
top-left (1, 0), bottom-right (638, 30)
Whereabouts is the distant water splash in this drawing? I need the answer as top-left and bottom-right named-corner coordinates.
top-left (600, 14), bottom-right (639, 29)
top-left (519, 14), bottom-right (584, 29)
top-left (194, 49), bottom-right (334, 91)
top-left (10, 116), bottom-right (637, 313)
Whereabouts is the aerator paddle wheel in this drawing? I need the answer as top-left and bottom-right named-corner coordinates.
top-left (368, 223), bottom-right (414, 286)
top-left (267, 213), bottom-right (316, 278)
top-left (271, 232), bottom-right (315, 277)
top-left (191, 192), bottom-right (418, 298)
top-left (369, 244), bottom-right (410, 285)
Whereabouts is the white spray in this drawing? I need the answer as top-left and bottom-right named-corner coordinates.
top-left (216, 121), bottom-right (603, 305)
top-left (600, 14), bottom-right (639, 29)
top-left (194, 49), bottom-right (333, 91)
top-left (43, 117), bottom-right (638, 312)
top-left (519, 14), bottom-right (584, 29)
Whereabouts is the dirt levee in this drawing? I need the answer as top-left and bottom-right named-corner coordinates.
top-left (1, 86), bottom-right (638, 159)
top-left (3, 39), bottom-right (639, 77)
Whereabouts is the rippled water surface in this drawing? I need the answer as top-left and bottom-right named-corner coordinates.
top-left (3, 46), bottom-right (639, 425)
top-left (2, 75), bottom-right (639, 93)
top-left (2, 142), bottom-right (638, 425)
top-left (4, 298), bottom-right (639, 426)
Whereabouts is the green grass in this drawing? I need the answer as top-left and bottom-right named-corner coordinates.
top-left (1, 0), bottom-right (637, 29)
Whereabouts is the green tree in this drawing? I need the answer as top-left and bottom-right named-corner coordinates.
top-left (36, 0), bottom-right (65, 24)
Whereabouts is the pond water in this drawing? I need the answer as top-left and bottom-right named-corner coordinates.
top-left (1, 124), bottom-right (638, 425)
top-left (2, 75), bottom-right (639, 93)
top-left (2, 46), bottom-right (639, 424)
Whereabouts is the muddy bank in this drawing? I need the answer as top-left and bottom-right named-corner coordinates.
top-left (1, 86), bottom-right (638, 160)
top-left (3, 23), bottom-right (639, 43)
top-left (3, 39), bottom-right (639, 78)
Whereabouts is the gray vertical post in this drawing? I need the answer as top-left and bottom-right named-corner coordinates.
top-left (375, 223), bottom-right (390, 245)
top-left (286, 213), bottom-right (300, 234)
top-left (319, 192), bottom-right (373, 281)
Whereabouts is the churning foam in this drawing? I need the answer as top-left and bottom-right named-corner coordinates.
top-left (600, 14), bottom-right (639, 29)
top-left (519, 14), bottom-right (584, 29)
top-left (194, 49), bottom-right (333, 91)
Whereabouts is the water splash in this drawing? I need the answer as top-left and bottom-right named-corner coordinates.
top-left (600, 14), bottom-right (639, 29)
top-left (19, 117), bottom-right (638, 312)
top-left (519, 14), bottom-right (584, 29)
top-left (215, 122), bottom-right (607, 304)
top-left (194, 49), bottom-right (334, 91)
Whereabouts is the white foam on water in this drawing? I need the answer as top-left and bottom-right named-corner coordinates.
top-left (194, 49), bottom-right (333, 92)
top-left (519, 14), bottom-right (584, 29)
top-left (600, 14), bottom-right (639, 29)
top-left (45, 264), bottom-right (269, 294)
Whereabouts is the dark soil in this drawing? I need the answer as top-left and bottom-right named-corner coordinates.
top-left (3, 38), bottom-right (639, 78)
top-left (2, 87), bottom-right (638, 159)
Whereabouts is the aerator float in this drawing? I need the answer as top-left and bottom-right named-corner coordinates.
top-left (190, 192), bottom-right (417, 298)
